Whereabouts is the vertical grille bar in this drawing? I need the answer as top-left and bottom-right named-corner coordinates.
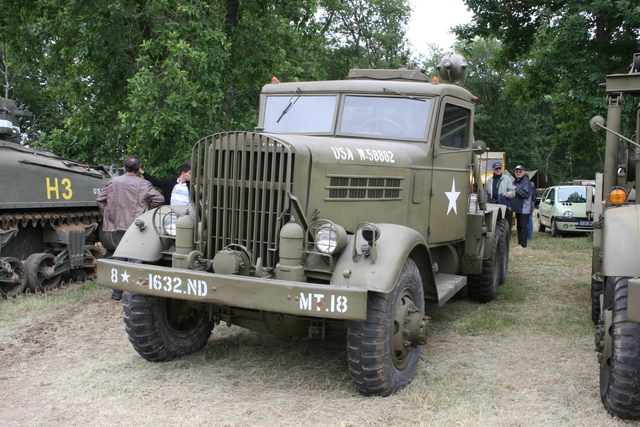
top-left (193, 132), bottom-right (293, 270)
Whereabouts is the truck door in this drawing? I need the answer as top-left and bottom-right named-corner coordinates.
top-left (428, 98), bottom-right (473, 244)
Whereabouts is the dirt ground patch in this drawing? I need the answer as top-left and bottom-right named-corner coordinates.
top-left (0, 233), bottom-right (635, 426)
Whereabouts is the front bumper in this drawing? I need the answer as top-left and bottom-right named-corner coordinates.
top-left (553, 217), bottom-right (593, 233)
top-left (97, 259), bottom-right (368, 320)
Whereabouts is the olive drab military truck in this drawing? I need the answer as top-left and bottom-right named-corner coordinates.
top-left (96, 53), bottom-right (512, 396)
top-left (0, 97), bottom-right (119, 298)
top-left (590, 53), bottom-right (640, 419)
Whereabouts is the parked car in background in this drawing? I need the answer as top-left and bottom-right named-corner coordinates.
top-left (538, 185), bottom-right (594, 237)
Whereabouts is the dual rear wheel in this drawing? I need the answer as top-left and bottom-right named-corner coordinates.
top-left (467, 218), bottom-right (510, 302)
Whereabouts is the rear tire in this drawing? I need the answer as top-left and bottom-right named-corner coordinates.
top-left (347, 258), bottom-right (426, 396)
top-left (123, 292), bottom-right (215, 361)
top-left (468, 219), bottom-right (504, 302)
top-left (600, 277), bottom-right (640, 419)
top-left (497, 219), bottom-right (510, 286)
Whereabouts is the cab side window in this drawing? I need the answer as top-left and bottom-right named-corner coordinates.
top-left (440, 104), bottom-right (469, 149)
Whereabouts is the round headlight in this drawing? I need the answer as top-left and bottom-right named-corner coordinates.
top-left (314, 223), bottom-right (347, 254)
top-left (563, 210), bottom-right (573, 219)
top-left (163, 212), bottom-right (178, 236)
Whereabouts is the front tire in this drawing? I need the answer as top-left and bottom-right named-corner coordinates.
top-left (550, 218), bottom-right (562, 238)
top-left (600, 277), bottom-right (640, 419)
top-left (347, 258), bottom-right (427, 396)
top-left (123, 292), bottom-right (215, 361)
top-left (538, 216), bottom-right (546, 232)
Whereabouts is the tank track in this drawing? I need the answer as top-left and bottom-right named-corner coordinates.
top-left (1, 209), bottom-right (102, 229)
top-left (1, 208), bottom-right (103, 300)
top-left (0, 274), bottom-right (97, 300)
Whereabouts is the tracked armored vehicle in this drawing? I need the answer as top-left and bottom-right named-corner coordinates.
top-left (0, 97), bottom-right (117, 298)
top-left (97, 54), bottom-right (511, 395)
top-left (590, 53), bottom-right (640, 419)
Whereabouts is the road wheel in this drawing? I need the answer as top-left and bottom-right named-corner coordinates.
top-left (468, 220), bottom-right (503, 302)
top-left (123, 292), bottom-right (215, 361)
top-left (0, 257), bottom-right (25, 298)
top-left (550, 218), bottom-right (562, 238)
top-left (496, 219), bottom-right (510, 286)
top-left (591, 278), bottom-right (603, 324)
top-left (24, 253), bottom-right (61, 293)
top-left (347, 258), bottom-right (428, 396)
top-left (600, 277), bottom-right (640, 419)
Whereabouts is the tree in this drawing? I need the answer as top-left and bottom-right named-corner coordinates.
top-left (456, 0), bottom-right (640, 183)
top-left (0, 0), bottom-right (413, 176)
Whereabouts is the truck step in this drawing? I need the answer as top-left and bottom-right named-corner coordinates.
top-left (434, 273), bottom-right (467, 306)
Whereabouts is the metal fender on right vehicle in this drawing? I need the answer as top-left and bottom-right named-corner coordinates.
top-left (601, 206), bottom-right (640, 278)
top-left (330, 223), bottom-right (430, 294)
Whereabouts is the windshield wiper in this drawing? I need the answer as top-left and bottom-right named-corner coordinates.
top-left (383, 87), bottom-right (426, 101)
top-left (276, 87), bottom-right (302, 123)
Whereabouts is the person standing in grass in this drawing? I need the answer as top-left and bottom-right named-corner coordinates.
top-left (485, 161), bottom-right (514, 206)
top-left (97, 156), bottom-right (164, 300)
top-left (511, 165), bottom-right (532, 248)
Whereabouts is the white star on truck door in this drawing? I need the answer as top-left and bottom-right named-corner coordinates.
top-left (445, 179), bottom-right (460, 215)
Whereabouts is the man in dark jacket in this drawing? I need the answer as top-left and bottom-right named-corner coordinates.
top-left (142, 163), bottom-right (191, 205)
top-left (511, 165), bottom-right (532, 248)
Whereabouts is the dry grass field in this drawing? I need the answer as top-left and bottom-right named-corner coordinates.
top-left (0, 230), bottom-right (636, 426)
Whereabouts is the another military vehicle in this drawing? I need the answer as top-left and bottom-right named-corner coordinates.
top-left (97, 54), bottom-right (511, 396)
top-left (590, 53), bottom-right (640, 418)
top-left (0, 97), bottom-right (117, 298)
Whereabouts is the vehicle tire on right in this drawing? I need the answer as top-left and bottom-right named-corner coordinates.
top-left (123, 292), bottom-right (215, 362)
top-left (600, 277), bottom-right (640, 419)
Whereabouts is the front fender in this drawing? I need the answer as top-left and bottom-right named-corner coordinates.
top-left (113, 207), bottom-right (182, 262)
top-left (330, 223), bottom-right (428, 293)
top-left (602, 205), bottom-right (640, 277)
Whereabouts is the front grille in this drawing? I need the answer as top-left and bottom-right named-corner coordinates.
top-left (327, 175), bottom-right (403, 200)
top-left (192, 132), bottom-right (294, 270)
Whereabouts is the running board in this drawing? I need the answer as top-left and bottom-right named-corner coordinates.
top-left (434, 273), bottom-right (467, 306)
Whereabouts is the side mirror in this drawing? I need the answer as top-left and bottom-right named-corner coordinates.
top-left (590, 115), bottom-right (605, 131)
top-left (471, 140), bottom-right (488, 155)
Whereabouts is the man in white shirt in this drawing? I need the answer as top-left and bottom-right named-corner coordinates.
top-left (141, 163), bottom-right (191, 205)
top-left (170, 168), bottom-right (191, 205)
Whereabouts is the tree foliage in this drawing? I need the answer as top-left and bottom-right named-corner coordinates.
top-left (456, 0), bottom-right (640, 184)
top-left (1, 0), bottom-right (411, 176)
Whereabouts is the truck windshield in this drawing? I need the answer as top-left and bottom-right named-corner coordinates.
top-left (264, 95), bottom-right (337, 133)
top-left (339, 95), bottom-right (431, 139)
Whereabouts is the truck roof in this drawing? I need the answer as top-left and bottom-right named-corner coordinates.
top-left (261, 78), bottom-right (474, 101)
